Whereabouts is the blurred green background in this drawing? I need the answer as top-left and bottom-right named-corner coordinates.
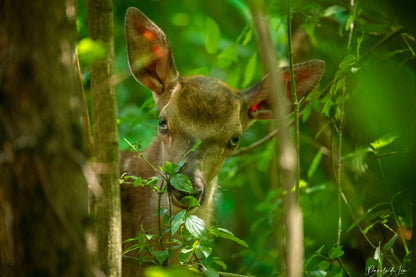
top-left (77, 0), bottom-right (416, 276)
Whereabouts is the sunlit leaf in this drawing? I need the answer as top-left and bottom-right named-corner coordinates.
top-left (323, 5), bottom-right (347, 18)
top-left (77, 37), bottom-right (106, 65)
top-left (196, 244), bottom-right (212, 258)
top-left (205, 17), bottom-right (220, 54)
top-left (190, 139), bottom-right (201, 152)
top-left (243, 52), bottom-right (257, 87)
top-left (370, 135), bottom-right (398, 151)
top-left (185, 215), bottom-right (209, 241)
top-left (202, 264), bottom-right (219, 277)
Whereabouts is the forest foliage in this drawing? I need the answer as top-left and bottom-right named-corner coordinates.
top-left (76, 0), bottom-right (416, 276)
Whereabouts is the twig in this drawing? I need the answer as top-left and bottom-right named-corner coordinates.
top-left (232, 118), bottom-right (295, 157)
top-left (219, 272), bottom-right (255, 277)
top-left (336, 258), bottom-right (352, 277)
top-left (232, 128), bottom-right (279, 157)
top-left (75, 49), bottom-right (93, 156)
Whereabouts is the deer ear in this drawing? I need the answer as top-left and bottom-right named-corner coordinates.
top-left (125, 7), bottom-right (179, 96)
top-left (243, 59), bottom-right (325, 121)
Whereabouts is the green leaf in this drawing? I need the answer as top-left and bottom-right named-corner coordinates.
top-left (179, 246), bottom-right (194, 264)
top-left (202, 264), bottom-right (219, 277)
top-left (196, 244), bottom-right (212, 258)
top-left (213, 257), bottom-right (227, 270)
top-left (77, 38), bottom-right (106, 65)
top-left (185, 215), bottom-right (209, 241)
top-left (163, 161), bottom-right (185, 176)
top-left (243, 52), bottom-right (257, 87)
top-left (210, 227), bottom-right (248, 248)
top-left (370, 135), bottom-right (398, 151)
top-left (318, 260), bottom-right (330, 270)
top-left (190, 139), bottom-right (201, 152)
top-left (171, 210), bottom-right (186, 235)
top-left (339, 54), bottom-right (356, 71)
top-left (143, 176), bottom-right (159, 188)
top-left (308, 269), bottom-right (327, 277)
top-left (217, 45), bottom-right (238, 68)
top-left (179, 196), bottom-right (200, 208)
top-left (163, 161), bottom-right (175, 175)
top-left (328, 245), bottom-right (344, 259)
top-left (365, 258), bottom-right (378, 275)
top-left (383, 233), bottom-right (398, 251)
top-left (152, 250), bottom-right (169, 265)
top-left (205, 17), bottom-right (220, 54)
top-left (307, 150), bottom-right (323, 180)
top-left (323, 5), bottom-right (347, 17)
top-left (170, 174), bottom-right (193, 193)
top-left (176, 160), bottom-right (186, 171)
top-left (237, 25), bottom-right (253, 46)
top-left (133, 177), bottom-right (143, 187)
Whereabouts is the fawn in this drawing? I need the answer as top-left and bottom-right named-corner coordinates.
top-left (120, 7), bottom-right (325, 275)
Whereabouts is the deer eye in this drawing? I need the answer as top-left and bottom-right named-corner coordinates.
top-left (227, 136), bottom-right (240, 148)
top-left (158, 119), bottom-right (168, 133)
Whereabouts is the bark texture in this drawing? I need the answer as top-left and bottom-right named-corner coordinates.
top-left (87, 0), bottom-right (121, 275)
top-left (0, 0), bottom-right (93, 276)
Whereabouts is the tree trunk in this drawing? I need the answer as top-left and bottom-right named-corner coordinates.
top-left (87, 0), bottom-right (121, 276)
top-left (0, 0), bottom-right (93, 276)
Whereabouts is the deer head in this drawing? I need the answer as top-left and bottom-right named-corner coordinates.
top-left (124, 7), bottom-right (325, 212)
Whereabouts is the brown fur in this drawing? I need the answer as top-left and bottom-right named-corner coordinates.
top-left (121, 7), bottom-right (325, 276)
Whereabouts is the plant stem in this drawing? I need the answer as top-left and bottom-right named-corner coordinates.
top-left (410, 201), bottom-right (416, 276)
top-left (249, 1), bottom-right (303, 276)
top-left (336, 0), bottom-right (355, 248)
top-left (391, 198), bottom-right (409, 254)
top-left (158, 180), bottom-right (165, 252)
top-left (287, 1), bottom-right (301, 202)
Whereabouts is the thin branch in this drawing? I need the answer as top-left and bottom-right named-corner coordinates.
top-left (336, 258), bottom-right (352, 277)
top-left (75, 50), bottom-right (93, 156)
top-left (219, 272), bottom-right (255, 277)
top-left (232, 128), bottom-right (279, 157)
top-left (232, 118), bottom-right (295, 157)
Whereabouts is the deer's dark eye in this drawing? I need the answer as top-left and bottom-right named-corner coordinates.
top-left (228, 136), bottom-right (240, 148)
top-left (158, 119), bottom-right (168, 133)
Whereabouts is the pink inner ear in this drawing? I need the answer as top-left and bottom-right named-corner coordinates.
top-left (152, 45), bottom-right (167, 59)
top-left (143, 30), bottom-right (156, 40)
top-left (249, 102), bottom-right (261, 114)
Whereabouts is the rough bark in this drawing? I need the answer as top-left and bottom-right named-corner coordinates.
top-left (0, 0), bottom-right (93, 276)
top-left (87, 0), bottom-right (121, 276)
